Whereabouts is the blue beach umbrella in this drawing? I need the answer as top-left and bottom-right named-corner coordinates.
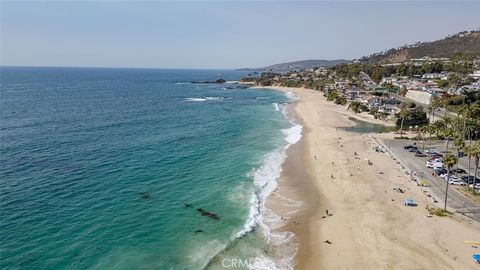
top-left (473, 254), bottom-right (480, 263)
top-left (404, 198), bottom-right (414, 206)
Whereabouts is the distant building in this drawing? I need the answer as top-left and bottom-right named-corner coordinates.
top-left (374, 86), bottom-right (388, 94)
top-left (470, 70), bottom-right (480, 79)
top-left (422, 73), bottom-right (448, 80)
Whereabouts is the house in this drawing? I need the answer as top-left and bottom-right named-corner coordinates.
top-left (374, 86), bottom-right (388, 94)
top-left (325, 83), bottom-right (336, 91)
top-left (381, 77), bottom-right (398, 84)
top-left (378, 105), bottom-right (400, 117)
top-left (470, 70), bottom-right (480, 79)
top-left (422, 73), bottom-right (448, 80)
top-left (335, 80), bottom-right (348, 90)
top-left (361, 95), bottom-right (382, 108)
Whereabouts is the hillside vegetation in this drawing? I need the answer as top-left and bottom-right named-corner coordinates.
top-left (238, 59), bottom-right (349, 72)
top-left (361, 30), bottom-right (480, 64)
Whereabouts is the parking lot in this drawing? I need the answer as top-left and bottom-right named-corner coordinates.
top-left (382, 139), bottom-right (480, 222)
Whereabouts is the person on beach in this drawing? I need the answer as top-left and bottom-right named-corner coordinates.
top-left (326, 209), bottom-right (329, 216)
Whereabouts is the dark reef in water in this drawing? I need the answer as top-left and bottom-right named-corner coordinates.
top-left (138, 192), bottom-right (150, 200)
top-left (196, 208), bottom-right (220, 220)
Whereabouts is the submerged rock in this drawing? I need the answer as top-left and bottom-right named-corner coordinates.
top-left (138, 192), bottom-right (150, 200)
top-left (196, 208), bottom-right (220, 220)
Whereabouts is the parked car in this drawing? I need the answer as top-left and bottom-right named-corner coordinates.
top-left (449, 180), bottom-right (466, 186)
top-left (403, 145), bottom-right (417, 150)
top-left (434, 167), bottom-right (447, 175)
top-left (408, 148), bottom-right (418, 152)
top-left (468, 183), bottom-right (480, 189)
top-left (443, 174), bottom-right (459, 181)
top-left (415, 151), bottom-right (427, 157)
top-left (461, 176), bottom-right (480, 184)
top-left (430, 154), bottom-right (443, 159)
top-left (425, 149), bottom-right (437, 154)
top-left (426, 161), bottom-right (443, 168)
top-left (451, 168), bottom-right (466, 174)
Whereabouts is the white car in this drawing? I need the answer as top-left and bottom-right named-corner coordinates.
top-left (448, 180), bottom-right (465, 186)
top-left (443, 174), bottom-right (459, 181)
top-left (469, 183), bottom-right (480, 189)
top-left (426, 161), bottom-right (443, 169)
top-left (426, 149), bottom-right (437, 154)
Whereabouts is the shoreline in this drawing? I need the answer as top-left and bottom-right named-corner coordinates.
top-left (256, 85), bottom-right (480, 269)
top-left (263, 91), bottom-right (318, 269)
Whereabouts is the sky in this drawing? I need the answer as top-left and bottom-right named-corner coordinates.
top-left (1, 1), bottom-right (479, 69)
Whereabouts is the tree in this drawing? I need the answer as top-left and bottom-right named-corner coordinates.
top-left (426, 124), bottom-right (435, 150)
top-left (443, 153), bottom-right (457, 210)
top-left (453, 135), bottom-right (465, 176)
top-left (465, 142), bottom-right (480, 194)
top-left (399, 108), bottom-right (410, 138)
top-left (437, 80), bottom-right (448, 89)
top-left (348, 101), bottom-right (362, 113)
top-left (327, 91), bottom-right (338, 101)
top-left (437, 117), bottom-right (455, 154)
top-left (418, 126), bottom-right (428, 152)
top-left (370, 66), bottom-right (384, 84)
top-left (428, 97), bottom-right (442, 123)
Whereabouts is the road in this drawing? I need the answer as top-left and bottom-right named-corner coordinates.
top-left (380, 139), bottom-right (480, 222)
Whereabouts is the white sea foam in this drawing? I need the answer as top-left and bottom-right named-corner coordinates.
top-left (175, 82), bottom-right (191, 85)
top-left (233, 90), bottom-right (303, 270)
top-left (284, 91), bottom-right (298, 101)
top-left (185, 96), bottom-right (230, 102)
top-left (235, 193), bottom-right (261, 238)
top-left (205, 96), bottom-right (223, 101)
top-left (185, 97), bottom-right (207, 102)
top-left (272, 103), bottom-right (280, 111)
top-left (187, 239), bottom-right (226, 269)
top-left (282, 124), bottom-right (302, 145)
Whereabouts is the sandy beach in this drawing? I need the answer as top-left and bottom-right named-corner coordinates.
top-left (262, 86), bottom-right (480, 269)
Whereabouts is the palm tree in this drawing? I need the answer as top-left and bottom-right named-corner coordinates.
top-left (453, 134), bottom-right (465, 176)
top-left (426, 124), bottom-right (435, 151)
top-left (399, 108), bottom-right (410, 138)
top-left (465, 142), bottom-right (480, 194)
top-left (439, 116), bottom-right (455, 154)
top-left (418, 126), bottom-right (428, 152)
top-left (428, 97), bottom-right (441, 123)
top-left (443, 153), bottom-right (457, 210)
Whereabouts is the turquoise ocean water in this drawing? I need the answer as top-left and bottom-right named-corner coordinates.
top-left (0, 67), bottom-right (300, 269)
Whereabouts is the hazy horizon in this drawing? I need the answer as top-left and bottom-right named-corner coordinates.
top-left (1, 1), bottom-right (479, 69)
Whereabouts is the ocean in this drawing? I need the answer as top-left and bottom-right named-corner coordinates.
top-left (0, 67), bottom-right (301, 269)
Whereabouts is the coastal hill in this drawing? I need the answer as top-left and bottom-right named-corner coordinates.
top-left (360, 30), bottom-right (480, 64)
top-left (238, 59), bottom-right (350, 72)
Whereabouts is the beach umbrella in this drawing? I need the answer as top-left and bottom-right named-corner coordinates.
top-left (404, 198), bottom-right (414, 206)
